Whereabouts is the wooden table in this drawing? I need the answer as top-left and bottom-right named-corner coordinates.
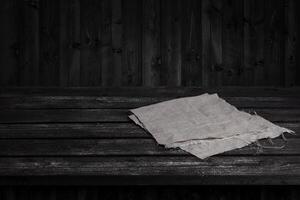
top-left (0, 87), bottom-right (300, 185)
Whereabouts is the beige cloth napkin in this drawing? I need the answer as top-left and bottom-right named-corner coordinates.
top-left (129, 93), bottom-right (294, 159)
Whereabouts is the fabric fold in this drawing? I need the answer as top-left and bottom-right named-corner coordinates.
top-left (129, 93), bottom-right (294, 159)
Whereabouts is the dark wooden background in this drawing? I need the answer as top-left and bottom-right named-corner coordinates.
top-left (0, 0), bottom-right (300, 199)
top-left (0, 0), bottom-right (299, 87)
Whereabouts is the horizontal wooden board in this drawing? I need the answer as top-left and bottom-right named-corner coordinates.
top-left (1, 87), bottom-right (300, 97)
top-left (0, 137), bottom-right (298, 156)
top-left (0, 109), bottom-right (299, 124)
top-left (0, 123), bottom-right (147, 139)
top-left (0, 156), bottom-right (299, 178)
top-left (1, 96), bottom-right (300, 109)
top-left (1, 175), bottom-right (299, 185)
top-left (0, 109), bottom-right (125, 123)
top-left (0, 122), bottom-right (297, 139)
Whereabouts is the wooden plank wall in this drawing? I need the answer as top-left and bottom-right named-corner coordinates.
top-left (0, 0), bottom-right (298, 87)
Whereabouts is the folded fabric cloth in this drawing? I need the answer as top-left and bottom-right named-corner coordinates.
top-left (129, 93), bottom-right (294, 159)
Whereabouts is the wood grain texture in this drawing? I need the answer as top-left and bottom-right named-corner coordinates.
top-left (181, 0), bottom-right (202, 86)
top-left (210, 0), bottom-right (223, 86)
top-left (111, 0), bottom-right (122, 86)
top-left (0, 88), bottom-right (299, 186)
top-left (0, 122), bottom-right (298, 139)
top-left (244, 0), bottom-right (265, 85)
top-left (142, 0), bottom-right (161, 86)
top-left (264, 0), bottom-right (285, 86)
top-left (201, 0), bottom-right (211, 87)
top-left (100, 0), bottom-right (113, 86)
top-left (0, 0), bottom-right (19, 86)
top-left (59, 0), bottom-right (81, 86)
top-left (1, 95), bottom-right (300, 109)
top-left (18, 0), bottom-right (39, 86)
top-left (0, 123), bottom-right (148, 139)
top-left (161, 0), bottom-right (182, 86)
top-left (1, 156), bottom-right (300, 178)
top-left (0, 108), bottom-right (299, 124)
top-left (80, 0), bottom-right (102, 86)
top-left (296, 0), bottom-right (300, 86)
top-left (0, 137), bottom-right (298, 156)
top-left (122, 0), bottom-right (142, 86)
top-left (222, 0), bottom-right (244, 85)
top-left (284, 0), bottom-right (297, 87)
top-left (0, 0), bottom-right (299, 87)
top-left (2, 87), bottom-right (300, 97)
top-left (39, 0), bottom-right (60, 86)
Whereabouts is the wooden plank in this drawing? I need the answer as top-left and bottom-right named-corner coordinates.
top-left (0, 0), bottom-right (19, 86)
top-left (284, 0), bottom-right (297, 87)
top-left (222, 0), bottom-right (244, 85)
top-left (0, 108), bottom-right (299, 123)
top-left (264, 0), bottom-right (285, 86)
top-left (39, 0), bottom-right (60, 86)
top-left (244, 0), bottom-right (265, 85)
top-left (296, 0), bottom-right (300, 86)
top-left (111, 0), bottom-right (122, 86)
top-left (100, 0), bottom-right (113, 86)
top-left (122, 0), bottom-right (142, 86)
top-left (181, 0), bottom-right (202, 86)
top-left (1, 87), bottom-right (300, 97)
top-left (142, 0), bottom-right (161, 86)
top-left (244, 0), bottom-right (252, 85)
top-left (0, 156), bottom-right (300, 178)
top-left (210, 0), bottom-right (223, 86)
top-left (0, 109), bottom-right (126, 123)
top-left (1, 175), bottom-right (300, 185)
top-left (0, 137), bottom-right (298, 156)
top-left (201, 0), bottom-right (211, 87)
top-left (80, 0), bottom-right (102, 86)
top-left (59, 0), bottom-right (81, 86)
top-left (18, 0), bottom-right (39, 86)
top-left (0, 123), bottom-right (148, 139)
top-left (2, 87), bottom-right (300, 97)
top-left (252, 0), bottom-right (265, 86)
top-left (1, 96), bottom-right (300, 109)
top-left (0, 122), bottom-right (297, 139)
top-left (161, 0), bottom-right (182, 86)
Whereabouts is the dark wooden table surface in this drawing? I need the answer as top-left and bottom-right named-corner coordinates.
top-left (0, 87), bottom-right (300, 185)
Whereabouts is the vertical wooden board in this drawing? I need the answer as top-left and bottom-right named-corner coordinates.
top-left (100, 0), bottom-right (113, 87)
top-left (59, 0), bottom-right (80, 86)
top-left (142, 0), bottom-right (161, 86)
top-left (264, 0), bottom-right (285, 86)
top-left (0, 0), bottom-right (19, 86)
top-left (111, 0), bottom-right (123, 86)
top-left (181, 0), bottom-right (193, 86)
top-left (80, 0), bottom-right (102, 86)
top-left (297, 0), bottom-right (300, 86)
top-left (18, 0), bottom-right (39, 86)
top-left (222, 0), bottom-right (244, 85)
top-left (161, 0), bottom-right (182, 86)
top-left (39, 0), bottom-right (60, 86)
top-left (284, 0), bottom-right (297, 87)
top-left (244, 0), bottom-right (265, 86)
top-left (201, 0), bottom-right (211, 87)
top-left (210, 0), bottom-right (223, 86)
top-left (243, 0), bottom-right (252, 85)
top-left (181, 0), bottom-right (202, 86)
top-left (122, 0), bottom-right (142, 86)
